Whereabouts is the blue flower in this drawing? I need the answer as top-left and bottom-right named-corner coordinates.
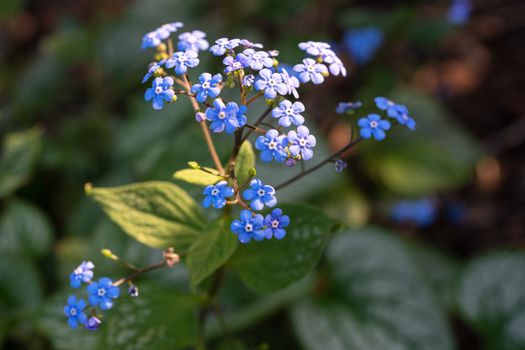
top-left (64, 295), bottom-right (87, 329)
top-left (334, 159), bottom-right (347, 172)
top-left (177, 30), bottom-right (209, 52)
top-left (142, 59), bottom-right (166, 84)
top-left (128, 285), bottom-right (139, 298)
top-left (141, 22), bottom-right (183, 50)
top-left (391, 198), bottom-right (437, 227)
top-left (166, 50), bottom-right (200, 74)
top-left (298, 41), bottom-right (331, 56)
top-left (343, 27), bottom-right (384, 65)
top-left (69, 261), bottom-right (94, 288)
top-left (272, 100), bottom-right (305, 127)
top-left (255, 129), bottom-right (288, 163)
top-left (87, 277), bottom-right (120, 311)
top-left (144, 77), bottom-right (175, 110)
top-left (222, 55), bottom-right (244, 73)
top-left (230, 210), bottom-right (265, 243)
top-left (254, 68), bottom-right (287, 99)
top-left (141, 32), bottom-right (162, 50)
top-left (237, 49), bottom-right (273, 70)
top-left (358, 114), bottom-right (391, 141)
top-left (374, 97), bottom-right (416, 130)
top-left (202, 180), bottom-right (234, 209)
top-left (239, 39), bottom-right (263, 49)
top-left (191, 73), bottom-right (222, 103)
top-left (288, 125), bottom-right (316, 161)
top-left (84, 316), bottom-right (102, 331)
top-left (242, 74), bottom-right (255, 87)
top-left (236, 105), bottom-right (248, 126)
top-left (243, 179), bottom-right (277, 211)
top-left (447, 0), bottom-right (471, 25)
top-left (264, 208), bottom-right (290, 239)
top-left (210, 38), bottom-right (241, 56)
top-left (320, 49), bottom-right (347, 77)
top-left (336, 101), bottom-right (362, 115)
top-left (293, 58), bottom-right (328, 84)
top-left (280, 67), bottom-right (300, 99)
top-left (205, 99), bottom-right (245, 134)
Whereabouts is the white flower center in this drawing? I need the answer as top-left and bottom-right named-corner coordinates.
top-left (211, 189), bottom-right (219, 195)
top-left (70, 308), bottom-right (77, 316)
top-left (155, 86), bottom-right (163, 94)
top-left (202, 82), bottom-right (210, 88)
top-left (268, 79), bottom-right (275, 86)
top-left (268, 141), bottom-right (276, 150)
top-left (271, 220), bottom-right (279, 228)
top-left (299, 139), bottom-right (306, 146)
top-left (307, 65), bottom-right (314, 72)
top-left (245, 223), bottom-right (253, 232)
top-left (97, 288), bottom-right (106, 297)
top-left (387, 101), bottom-right (394, 107)
top-left (370, 121), bottom-right (378, 128)
top-left (218, 112), bottom-right (226, 119)
top-left (286, 108), bottom-right (293, 115)
top-left (257, 189), bottom-right (265, 196)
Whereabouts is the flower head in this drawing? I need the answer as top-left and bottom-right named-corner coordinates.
top-left (141, 22), bottom-right (183, 50)
top-left (254, 68), bottom-right (287, 99)
top-left (202, 180), bottom-right (234, 209)
top-left (242, 74), bottom-right (255, 87)
top-left (243, 179), bottom-right (277, 211)
top-left (87, 277), bottom-right (120, 311)
top-left (128, 285), bottom-right (139, 298)
top-left (239, 39), bottom-right (263, 49)
top-left (358, 114), bottom-right (391, 141)
top-left (205, 99), bottom-right (245, 134)
top-left (141, 32), bottom-right (162, 50)
top-left (272, 100), bottom-right (305, 127)
top-left (64, 295), bottom-right (87, 329)
top-left (85, 316), bottom-right (102, 331)
top-left (69, 261), bottom-right (94, 289)
top-left (191, 73), bottom-right (222, 102)
top-left (293, 58), bottom-right (328, 85)
top-left (279, 67), bottom-right (300, 99)
top-left (320, 49), bottom-right (347, 77)
top-left (237, 49), bottom-right (273, 71)
top-left (343, 27), bottom-right (384, 65)
top-left (166, 50), bottom-right (200, 74)
top-left (336, 101), bottom-right (362, 115)
top-left (222, 55), bottom-right (243, 73)
top-left (288, 126), bottom-right (316, 161)
top-left (177, 30), bottom-right (209, 52)
top-left (374, 97), bottom-right (416, 130)
top-left (255, 129), bottom-right (288, 163)
top-left (264, 208), bottom-right (290, 239)
top-left (210, 38), bottom-right (241, 56)
top-left (334, 159), bottom-right (347, 173)
top-left (144, 77), bottom-right (175, 110)
top-left (142, 59), bottom-right (166, 84)
top-left (230, 210), bottom-right (265, 243)
top-left (298, 41), bottom-right (331, 56)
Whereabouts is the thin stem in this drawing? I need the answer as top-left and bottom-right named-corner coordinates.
top-left (246, 92), bottom-right (264, 105)
top-left (245, 123), bottom-right (266, 134)
top-left (113, 260), bottom-right (166, 287)
top-left (240, 106), bottom-right (272, 143)
top-left (167, 39), bottom-right (174, 57)
top-left (275, 138), bottom-right (363, 190)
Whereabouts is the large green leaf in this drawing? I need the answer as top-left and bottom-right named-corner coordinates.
top-left (291, 228), bottom-right (455, 350)
top-left (231, 204), bottom-right (338, 292)
top-left (458, 252), bottom-right (525, 350)
top-left (234, 141), bottom-right (255, 186)
top-left (86, 181), bottom-right (205, 251)
top-left (0, 128), bottom-right (42, 198)
top-left (0, 255), bottom-right (43, 312)
top-left (0, 200), bottom-right (53, 259)
top-left (173, 168), bottom-right (224, 186)
top-left (39, 284), bottom-right (199, 350)
top-left (187, 218), bottom-right (238, 291)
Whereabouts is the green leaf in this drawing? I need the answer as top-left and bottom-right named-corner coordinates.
top-left (234, 141), bottom-right (255, 186)
top-left (0, 128), bottom-right (42, 198)
top-left (86, 181), bottom-right (205, 251)
top-left (0, 200), bottom-right (53, 259)
top-left (173, 168), bottom-right (224, 186)
top-left (291, 228), bottom-right (455, 350)
top-left (0, 255), bottom-right (43, 312)
top-left (187, 218), bottom-right (238, 291)
top-left (39, 284), bottom-right (199, 350)
top-left (458, 252), bottom-right (525, 349)
top-left (231, 204), bottom-right (338, 292)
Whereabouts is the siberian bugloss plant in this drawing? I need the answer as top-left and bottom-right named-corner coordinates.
top-left (67, 21), bottom-right (415, 345)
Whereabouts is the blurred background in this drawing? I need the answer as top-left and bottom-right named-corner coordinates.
top-left (1, 0), bottom-right (524, 349)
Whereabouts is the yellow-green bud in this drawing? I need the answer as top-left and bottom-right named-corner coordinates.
top-left (188, 161), bottom-right (200, 169)
top-left (321, 70), bottom-right (330, 78)
top-left (248, 167), bottom-right (257, 177)
top-left (101, 249), bottom-right (118, 260)
top-left (171, 94), bottom-right (178, 103)
top-left (157, 43), bottom-right (167, 52)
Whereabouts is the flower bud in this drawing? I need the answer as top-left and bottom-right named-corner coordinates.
top-left (128, 284), bottom-right (139, 298)
top-left (163, 247), bottom-right (180, 267)
top-left (188, 161), bottom-right (200, 169)
top-left (195, 112), bottom-right (206, 123)
top-left (248, 167), bottom-right (257, 177)
top-left (85, 316), bottom-right (102, 331)
top-left (285, 158), bottom-right (296, 167)
top-left (171, 94), bottom-right (178, 103)
top-left (101, 249), bottom-right (118, 260)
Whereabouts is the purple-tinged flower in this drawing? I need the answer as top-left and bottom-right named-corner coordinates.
top-left (87, 277), bottom-right (120, 311)
top-left (141, 32), bottom-right (162, 50)
top-left (268, 50), bottom-right (279, 57)
top-left (69, 261), bottom-right (94, 289)
top-left (242, 74), bottom-right (255, 87)
top-left (177, 30), bottom-right (209, 52)
top-left (202, 180), bottom-right (234, 209)
top-left (128, 285), bottom-right (139, 298)
top-left (298, 41), bottom-right (331, 56)
top-left (191, 73), bottom-right (222, 102)
top-left (210, 38), bottom-right (241, 56)
top-left (222, 55), bottom-right (244, 73)
top-left (272, 100), bottom-right (305, 127)
top-left (243, 179), bottom-right (277, 211)
top-left (239, 39), bottom-right (263, 49)
top-left (166, 50), bottom-right (200, 74)
top-left (264, 208), bottom-right (290, 239)
top-left (288, 126), bottom-right (316, 161)
top-left (358, 114), bottom-right (391, 141)
top-left (230, 210), bottom-right (265, 243)
top-left (320, 49), bottom-right (347, 77)
top-left (336, 101), bottom-right (362, 115)
top-left (155, 22), bottom-right (184, 39)
top-left (237, 49), bottom-right (274, 70)
top-left (285, 158), bottom-right (297, 167)
top-left (144, 77), bottom-right (175, 110)
top-left (293, 58), bottom-right (328, 84)
top-left (195, 112), bottom-right (206, 122)
top-left (343, 27), bottom-right (384, 65)
top-left (254, 68), bottom-right (287, 99)
top-left (64, 296), bottom-right (87, 329)
top-left (334, 159), bottom-right (347, 173)
top-left (205, 99), bottom-right (245, 133)
top-left (142, 59), bottom-right (166, 84)
top-left (392, 104), bottom-right (416, 130)
top-left (280, 67), bottom-right (300, 99)
top-left (84, 316), bottom-right (102, 331)
top-left (255, 129), bottom-right (288, 163)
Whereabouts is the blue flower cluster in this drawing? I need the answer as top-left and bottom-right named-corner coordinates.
top-left (391, 198), bottom-right (437, 227)
top-left (65, 261), bottom-right (120, 330)
top-left (343, 27), bottom-right (384, 65)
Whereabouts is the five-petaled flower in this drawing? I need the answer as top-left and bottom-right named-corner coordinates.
top-left (272, 100), bottom-right (305, 127)
top-left (358, 114), bottom-right (391, 141)
top-left (87, 277), bottom-right (120, 311)
top-left (264, 208), bottom-right (290, 240)
top-left (279, 67), bottom-right (300, 99)
top-left (298, 41), bottom-right (331, 56)
top-left (230, 210), bottom-right (265, 243)
top-left (64, 295), bottom-right (87, 329)
top-left (69, 261), bottom-right (95, 289)
top-left (177, 30), bottom-right (209, 52)
top-left (206, 99), bottom-right (246, 134)
top-left (142, 59), bottom-right (166, 84)
top-left (191, 73), bottom-right (222, 103)
top-left (255, 129), bottom-right (288, 163)
top-left (288, 125), bottom-right (316, 161)
top-left (254, 68), bottom-right (287, 99)
top-left (294, 58), bottom-right (328, 85)
top-left (222, 55), bottom-right (244, 73)
top-left (202, 181), bottom-right (234, 209)
top-left (243, 179), bottom-right (277, 211)
top-left (237, 49), bottom-right (274, 71)
top-left (166, 51), bottom-right (200, 74)
top-left (144, 77), bottom-right (175, 110)
top-left (375, 98), bottom-right (416, 130)
top-left (210, 38), bottom-right (241, 56)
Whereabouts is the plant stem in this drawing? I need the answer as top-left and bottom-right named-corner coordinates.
top-left (275, 138), bottom-right (363, 190)
top-left (240, 106), bottom-right (272, 143)
top-left (197, 268), bottom-right (225, 350)
top-left (113, 260), bottom-right (166, 287)
top-left (246, 92), bottom-right (264, 105)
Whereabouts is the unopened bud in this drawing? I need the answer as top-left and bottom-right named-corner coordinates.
top-left (285, 158), bottom-right (296, 167)
top-left (101, 249), bottom-right (118, 260)
top-left (85, 316), bottom-right (102, 331)
top-left (128, 284), bottom-right (139, 297)
top-left (188, 161), bottom-right (200, 169)
top-left (195, 112), bottom-right (206, 123)
top-left (248, 167), bottom-right (257, 177)
top-left (163, 247), bottom-right (180, 267)
top-left (157, 43), bottom-right (167, 52)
